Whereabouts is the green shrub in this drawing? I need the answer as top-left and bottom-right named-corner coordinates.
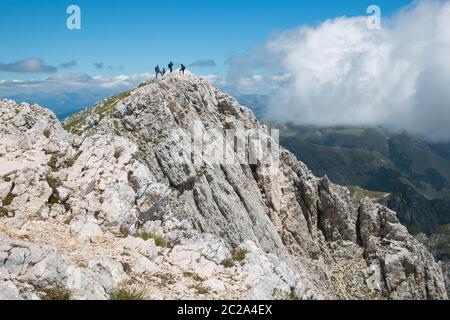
top-left (110, 286), bottom-right (146, 300)
top-left (221, 258), bottom-right (234, 268)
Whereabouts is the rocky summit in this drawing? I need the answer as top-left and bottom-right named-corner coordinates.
top-left (0, 74), bottom-right (447, 300)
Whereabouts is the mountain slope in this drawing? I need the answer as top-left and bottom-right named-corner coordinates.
top-left (0, 75), bottom-right (447, 300)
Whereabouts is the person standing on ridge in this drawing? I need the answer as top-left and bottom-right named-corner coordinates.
top-left (155, 65), bottom-right (162, 79)
top-left (162, 68), bottom-right (166, 76)
top-left (180, 64), bottom-right (186, 75)
top-left (168, 61), bottom-right (174, 73)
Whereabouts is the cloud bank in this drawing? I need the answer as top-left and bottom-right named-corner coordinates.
top-left (0, 73), bottom-right (152, 118)
top-left (0, 58), bottom-right (57, 73)
top-left (228, 0), bottom-right (450, 141)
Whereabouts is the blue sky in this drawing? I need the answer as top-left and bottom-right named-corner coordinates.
top-left (0, 0), bottom-right (412, 78)
top-left (0, 0), bottom-right (414, 116)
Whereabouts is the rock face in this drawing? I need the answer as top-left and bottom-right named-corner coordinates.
top-left (0, 74), bottom-right (448, 300)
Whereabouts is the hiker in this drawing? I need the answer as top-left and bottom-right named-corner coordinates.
top-left (162, 68), bottom-right (166, 76)
top-left (155, 65), bottom-right (162, 79)
top-left (180, 64), bottom-right (186, 75)
top-left (168, 61), bottom-right (174, 73)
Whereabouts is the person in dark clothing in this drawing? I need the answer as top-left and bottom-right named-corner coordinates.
top-left (168, 61), bottom-right (174, 73)
top-left (155, 65), bottom-right (162, 79)
top-left (180, 64), bottom-right (186, 75)
top-left (162, 68), bottom-right (166, 76)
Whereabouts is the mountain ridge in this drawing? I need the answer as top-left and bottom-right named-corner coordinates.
top-left (0, 74), bottom-right (447, 300)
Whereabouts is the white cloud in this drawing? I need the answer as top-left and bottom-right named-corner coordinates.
top-left (228, 0), bottom-right (450, 141)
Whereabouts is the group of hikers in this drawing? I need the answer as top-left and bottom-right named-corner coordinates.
top-left (155, 61), bottom-right (186, 79)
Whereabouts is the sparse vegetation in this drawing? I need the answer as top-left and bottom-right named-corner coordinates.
top-left (133, 231), bottom-right (167, 247)
top-left (48, 192), bottom-right (60, 206)
top-left (64, 157), bottom-right (77, 168)
top-left (221, 248), bottom-right (250, 268)
top-left (192, 284), bottom-right (209, 295)
top-left (348, 186), bottom-right (387, 205)
top-left (184, 272), bottom-right (203, 282)
top-left (110, 286), bottom-right (146, 300)
top-left (133, 230), bottom-right (152, 241)
top-left (221, 258), bottom-right (234, 268)
top-left (289, 288), bottom-right (300, 300)
top-left (63, 90), bottom-right (132, 135)
top-left (41, 285), bottom-right (72, 300)
top-left (0, 207), bottom-right (8, 217)
top-left (114, 149), bottom-right (123, 159)
top-left (232, 248), bottom-right (249, 262)
top-left (196, 164), bottom-right (209, 182)
top-left (48, 154), bottom-right (59, 171)
top-left (2, 192), bottom-right (16, 207)
top-left (43, 128), bottom-right (51, 139)
top-left (46, 175), bottom-right (60, 189)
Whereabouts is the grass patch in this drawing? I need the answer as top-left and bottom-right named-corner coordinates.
top-left (48, 193), bottom-right (60, 206)
top-left (192, 284), bottom-right (209, 295)
top-left (232, 248), bottom-right (249, 262)
top-left (221, 258), bottom-right (234, 268)
top-left (64, 157), bottom-right (77, 168)
top-left (221, 248), bottom-right (250, 268)
top-left (289, 288), bottom-right (300, 300)
top-left (63, 90), bottom-right (132, 135)
top-left (110, 286), bottom-right (146, 300)
top-left (48, 154), bottom-right (59, 171)
top-left (133, 231), bottom-right (152, 241)
top-left (43, 128), bottom-right (51, 139)
top-left (41, 285), bottom-right (71, 300)
top-left (133, 231), bottom-right (167, 247)
top-left (46, 175), bottom-right (60, 189)
top-left (2, 192), bottom-right (16, 207)
top-left (184, 272), bottom-right (203, 282)
top-left (348, 186), bottom-right (387, 205)
top-left (0, 207), bottom-right (8, 217)
top-left (114, 149), bottom-right (123, 159)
